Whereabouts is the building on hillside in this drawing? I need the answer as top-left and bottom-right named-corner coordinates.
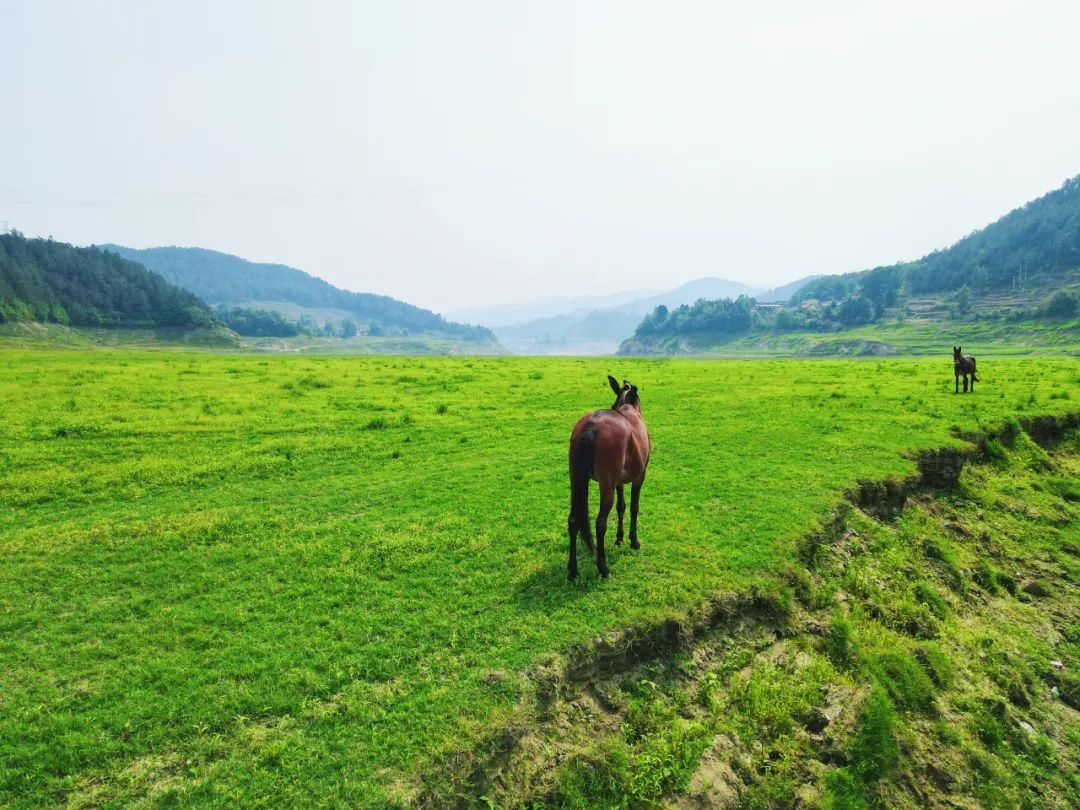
top-left (754, 302), bottom-right (785, 315)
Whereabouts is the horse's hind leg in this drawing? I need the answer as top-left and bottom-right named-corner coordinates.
top-left (963, 374), bottom-right (969, 393)
top-left (629, 480), bottom-right (643, 550)
top-left (615, 485), bottom-right (626, 546)
top-left (595, 486), bottom-right (614, 578)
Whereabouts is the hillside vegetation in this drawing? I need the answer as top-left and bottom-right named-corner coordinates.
top-left (623, 175), bottom-right (1080, 356)
top-left (104, 245), bottom-right (495, 342)
top-left (2, 352), bottom-right (1078, 807)
top-left (0, 233), bottom-right (214, 329)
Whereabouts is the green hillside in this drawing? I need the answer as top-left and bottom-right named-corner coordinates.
top-left (104, 245), bottom-right (495, 342)
top-left (0, 233), bottom-right (214, 329)
top-left (622, 175), bottom-right (1080, 356)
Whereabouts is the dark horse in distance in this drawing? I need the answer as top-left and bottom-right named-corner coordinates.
top-left (953, 346), bottom-right (979, 393)
top-left (567, 376), bottom-right (651, 580)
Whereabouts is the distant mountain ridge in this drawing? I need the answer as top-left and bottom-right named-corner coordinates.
top-left (445, 287), bottom-right (661, 329)
top-left (481, 275), bottom-right (817, 355)
top-left (0, 233), bottom-right (213, 328)
top-left (102, 245), bottom-right (495, 342)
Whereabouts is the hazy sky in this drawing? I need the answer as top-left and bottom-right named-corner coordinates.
top-left (3, 1), bottom-right (1079, 313)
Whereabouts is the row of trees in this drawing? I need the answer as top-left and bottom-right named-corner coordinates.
top-left (634, 296), bottom-right (758, 338)
top-left (633, 293), bottom-right (884, 342)
top-left (220, 307), bottom-right (396, 339)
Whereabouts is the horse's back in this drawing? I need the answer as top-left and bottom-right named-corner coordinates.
top-left (577, 408), bottom-right (648, 486)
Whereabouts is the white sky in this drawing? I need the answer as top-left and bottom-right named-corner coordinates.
top-left (2, 1), bottom-right (1079, 312)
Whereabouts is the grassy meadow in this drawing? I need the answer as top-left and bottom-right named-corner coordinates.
top-left (1, 350), bottom-right (1079, 807)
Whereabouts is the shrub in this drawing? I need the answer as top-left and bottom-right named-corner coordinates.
top-left (1042, 290), bottom-right (1078, 319)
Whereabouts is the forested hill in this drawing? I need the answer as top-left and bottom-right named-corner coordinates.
top-left (792, 173), bottom-right (1080, 308)
top-left (0, 233), bottom-right (214, 328)
top-left (104, 245), bottom-right (494, 341)
top-left (622, 174), bottom-right (1080, 353)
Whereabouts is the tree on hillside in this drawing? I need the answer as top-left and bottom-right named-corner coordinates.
top-left (956, 285), bottom-right (972, 315)
top-left (860, 266), bottom-right (902, 316)
top-left (836, 295), bottom-right (874, 326)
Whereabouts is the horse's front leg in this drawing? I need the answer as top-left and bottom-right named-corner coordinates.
top-left (963, 374), bottom-right (969, 393)
top-left (955, 374), bottom-right (959, 394)
top-left (615, 485), bottom-right (626, 546)
top-left (595, 486), bottom-right (614, 578)
top-left (629, 480), bottom-right (643, 550)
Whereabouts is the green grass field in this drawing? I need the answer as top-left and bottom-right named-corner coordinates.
top-left (2, 351), bottom-right (1079, 807)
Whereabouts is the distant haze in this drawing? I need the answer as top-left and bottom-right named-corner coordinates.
top-left (2, 1), bottom-right (1079, 313)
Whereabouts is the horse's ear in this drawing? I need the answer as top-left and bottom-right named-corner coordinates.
top-left (608, 375), bottom-right (621, 394)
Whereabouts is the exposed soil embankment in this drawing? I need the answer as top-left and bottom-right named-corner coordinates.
top-left (419, 413), bottom-right (1080, 808)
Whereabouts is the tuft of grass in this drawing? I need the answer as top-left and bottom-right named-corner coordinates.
top-left (825, 612), bottom-right (855, 667)
top-left (913, 643), bottom-right (954, 689)
top-left (51, 422), bottom-right (103, 439)
top-left (922, 537), bottom-right (965, 591)
top-left (870, 650), bottom-right (937, 714)
top-left (823, 767), bottom-right (869, 810)
top-left (912, 581), bottom-right (950, 619)
top-left (848, 684), bottom-right (900, 784)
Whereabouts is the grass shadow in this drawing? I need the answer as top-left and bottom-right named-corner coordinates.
top-left (511, 552), bottom-right (613, 612)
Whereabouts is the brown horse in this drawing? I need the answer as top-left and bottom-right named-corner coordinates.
top-left (953, 346), bottom-right (979, 393)
top-left (567, 376), bottom-right (651, 580)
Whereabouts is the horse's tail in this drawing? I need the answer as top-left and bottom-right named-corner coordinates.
top-left (970, 358), bottom-right (979, 381)
top-left (570, 424), bottom-right (596, 545)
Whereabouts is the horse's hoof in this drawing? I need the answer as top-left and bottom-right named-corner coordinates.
top-left (598, 568), bottom-right (610, 579)
top-left (630, 541), bottom-right (640, 551)
top-left (568, 569), bottom-right (578, 581)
